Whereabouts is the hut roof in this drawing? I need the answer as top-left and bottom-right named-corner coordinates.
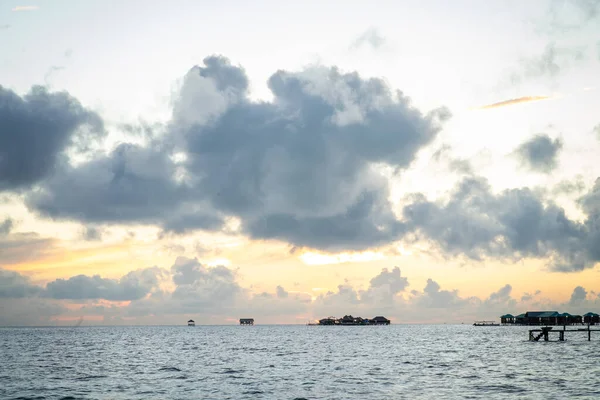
top-left (583, 312), bottom-right (599, 317)
top-left (500, 314), bottom-right (514, 318)
top-left (515, 313), bottom-right (526, 318)
top-left (558, 313), bottom-right (573, 317)
top-left (187, 319), bottom-right (194, 322)
top-left (373, 316), bottom-right (390, 321)
top-left (525, 311), bottom-right (559, 318)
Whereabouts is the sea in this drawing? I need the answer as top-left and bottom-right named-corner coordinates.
top-left (1, 324), bottom-right (600, 399)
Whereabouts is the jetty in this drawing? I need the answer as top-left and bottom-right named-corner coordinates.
top-left (312, 315), bottom-right (390, 325)
top-left (239, 318), bottom-right (254, 325)
top-left (529, 325), bottom-right (600, 342)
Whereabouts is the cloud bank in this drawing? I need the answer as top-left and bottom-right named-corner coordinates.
top-left (1, 260), bottom-right (597, 326)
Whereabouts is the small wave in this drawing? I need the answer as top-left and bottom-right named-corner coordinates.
top-left (158, 367), bottom-right (181, 372)
top-left (220, 368), bottom-right (244, 374)
top-left (11, 397), bottom-right (47, 400)
top-left (74, 375), bottom-right (108, 381)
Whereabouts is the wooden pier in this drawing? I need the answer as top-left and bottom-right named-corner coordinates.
top-left (529, 326), bottom-right (600, 342)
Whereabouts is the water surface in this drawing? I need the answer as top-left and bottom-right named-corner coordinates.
top-left (2, 325), bottom-right (599, 399)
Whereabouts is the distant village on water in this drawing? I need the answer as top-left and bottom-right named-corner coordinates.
top-left (500, 311), bottom-right (600, 326)
top-left (184, 311), bottom-right (600, 327)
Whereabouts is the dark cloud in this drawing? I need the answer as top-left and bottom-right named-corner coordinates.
top-left (403, 175), bottom-right (599, 271)
top-left (0, 217), bottom-right (13, 235)
top-left (26, 55), bottom-right (450, 251)
top-left (0, 85), bottom-right (104, 191)
top-left (26, 142), bottom-right (224, 230)
top-left (351, 28), bottom-right (386, 50)
top-left (45, 267), bottom-right (165, 301)
top-left (515, 134), bottom-right (563, 173)
top-left (0, 269), bottom-right (42, 298)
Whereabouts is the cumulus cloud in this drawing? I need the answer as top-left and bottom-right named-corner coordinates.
top-left (402, 175), bottom-right (600, 271)
top-left (25, 55), bottom-right (450, 251)
top-left (515, 134), bottom-right (563, 173)
top-left (1, 262), bottom-right (598, 325)
top-left (568, 286), bottom-right (588, 305)
top-left (45, 267), bottom-right (166, 301)
top-left (0, 269), bottom-right (42, 298)
top-left (0, 85), bottom-right (104, 191)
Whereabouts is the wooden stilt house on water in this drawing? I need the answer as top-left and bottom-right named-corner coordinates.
top-left (501, 311), bottom-right (593, 326)
top-left (500, 314), bottom-right (515, 324)
top-left (584, 312), bottom-right (600, 324)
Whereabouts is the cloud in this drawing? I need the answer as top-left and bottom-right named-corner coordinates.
top-left (507, 43), bottom-right (586, 85)
top-left (45, 267), bottom-right (166, 301)
top-left (83, 226), bottom-right (103, 241)
top-left (0, 85), bottom-right (104, 191)
top-left (0, 218), bottom-right (13, 235)
top-left (594, 124), bottom-right (600, 140)
top-left (1, 262), bottom-right (598, 325)
top-left (0, 24), bottom-right (10, 30)
top-left (350, 28), bottom-right (386, 50)
top-left (402, 175), bottom-right (600, 271)
top-left (568, 286), bottom-right (587, 305)
top-left (25, 55), bottom-right (450, 251)
top-left (514, 134), bottom-right (563, 173)
top-left (369, 266), bottom-right (409, 295)
top-left (0, 269), bottom-right (42, 298)
top-left (546, 0), bottom-right (600, 32)
top-left (552, 175), bottom-right (586, 195)
top-left (473, 96), bottom-right (553, 110)
top-left (11, 6), bottom-right (39, 12)
top-left (0, 232), bottom-right (58, 266)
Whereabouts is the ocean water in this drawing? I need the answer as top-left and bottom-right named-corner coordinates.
top-left (1, 324), bottom-right (600, 399)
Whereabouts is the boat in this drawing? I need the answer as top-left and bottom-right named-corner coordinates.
top-left (473, 320), bottom-right (500, 326)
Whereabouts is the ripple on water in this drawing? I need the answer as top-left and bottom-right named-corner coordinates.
top-left (1, 325), bottom-right (600, 399)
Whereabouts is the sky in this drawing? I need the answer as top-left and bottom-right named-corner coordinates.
top-left (1, 0), bottom-right (600, 326)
